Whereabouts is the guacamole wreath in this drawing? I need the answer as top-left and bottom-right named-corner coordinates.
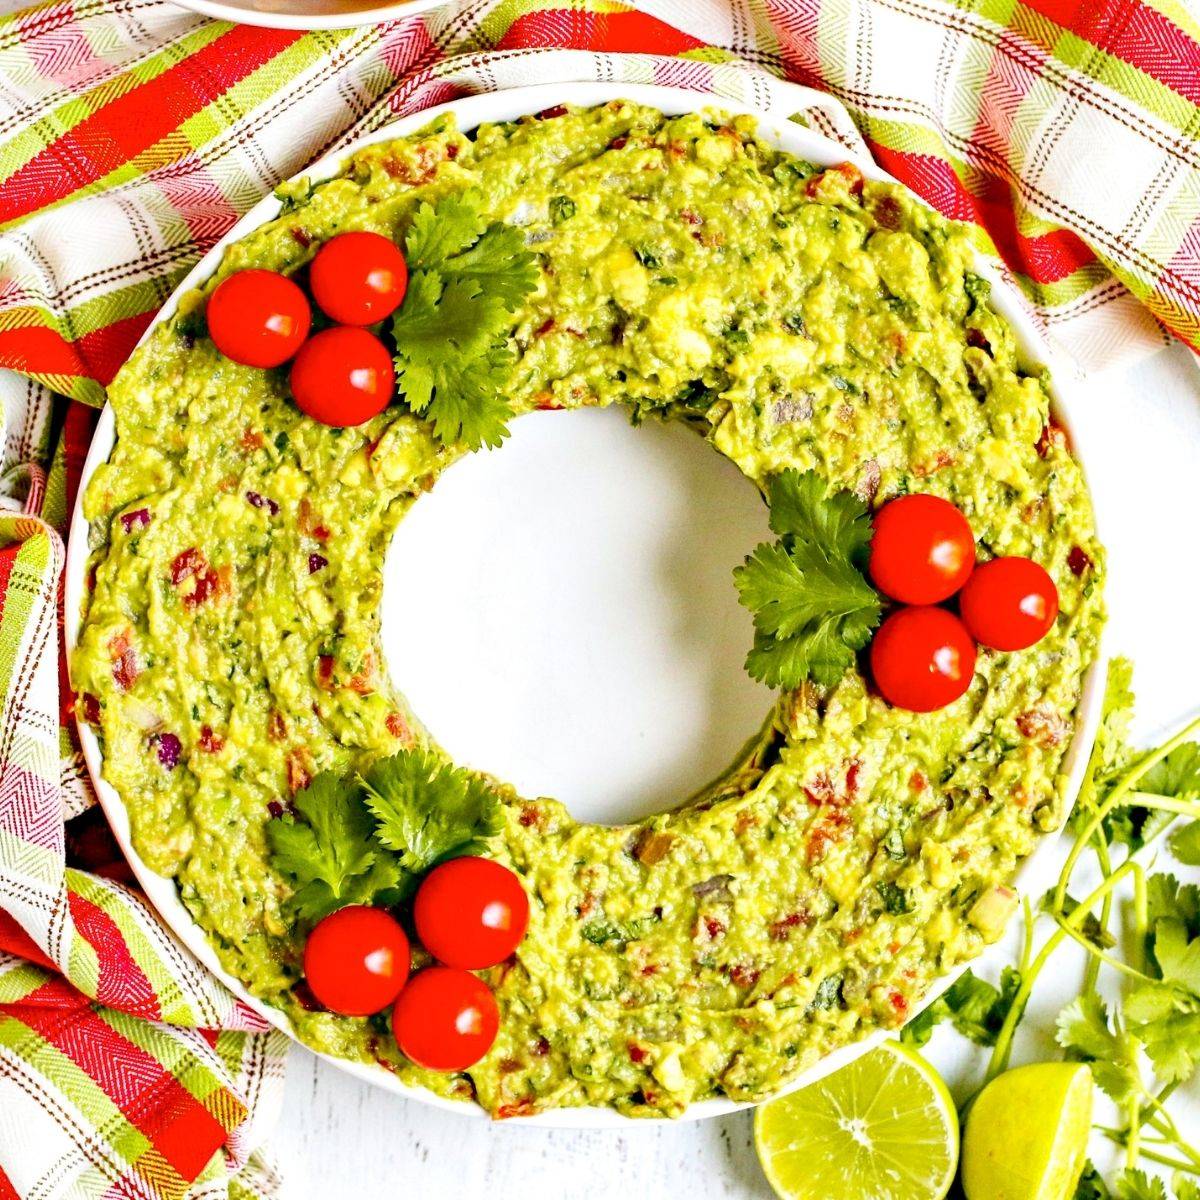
top-left (73, 101), bottom-right (1104, 1118)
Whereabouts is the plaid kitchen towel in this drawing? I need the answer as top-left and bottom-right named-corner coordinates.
top-left (0, 402), bottom-right (288, 1199)
top-left (0, 0), bottom-right (1198, 1197)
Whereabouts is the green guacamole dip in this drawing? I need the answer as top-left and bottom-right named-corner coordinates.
top-left (73, 102), bottom-right (1104, 1118)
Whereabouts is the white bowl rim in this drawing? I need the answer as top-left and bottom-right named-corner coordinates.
top-left (170, 0), bottom-right (448, 32)
top-left (65, 79), bottom-right (1107, 1128)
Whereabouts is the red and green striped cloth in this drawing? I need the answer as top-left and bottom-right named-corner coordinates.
top-left (0, 1), bottom-right (1197, 1196)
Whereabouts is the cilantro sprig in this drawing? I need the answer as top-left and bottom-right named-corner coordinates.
top-left (734, 469), bottom-right (882, 689)
top-left (912, 658), bottom-right (1200, 1189)
top-left (267, 747), bottom-right (502, 922)
top-left (267, 773), bottom-right (400, 921)
top-left (361, 747), bottom-right (503, 874)
top-left (1077, 1166), bottom-right (1200, 1200)
top-left (392, 191), bottom-right (538, 450)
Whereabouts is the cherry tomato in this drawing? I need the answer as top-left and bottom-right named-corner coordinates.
top-left (958, 556), bottom-right (1059, 651)
top-left (869, 605), bottom-right (977, 712)
top-left (392, 966), bottom-right (499, 1072)
top-left (303, 905), bottom-right (410, 1016)
top-left (309, 231), bottom-right (409, 326)
top-left (414, 857), bottom-right (529, 970)
top-left (289, 326), bottom-right (395, 426)
top-left (869, 494), bottom-right (976, 604)
top-left (206, 269), bottom-right (311, 368)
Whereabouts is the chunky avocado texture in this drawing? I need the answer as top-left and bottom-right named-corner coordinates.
top-left (74, 102), bottom-right (1104, 1118)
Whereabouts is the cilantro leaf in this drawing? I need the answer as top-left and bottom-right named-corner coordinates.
top-left (1123, 872), bottom-right (1200, 1084)
top-left (1056, 993), bottom-right (1141, 1104)
top-left (899, 1003), bottom-right (940, 1048)
top-left (742, 591), bottom-right (877, 689)
top-left (1151, 916), bottom-right (1200, 993)
top-left (395, 271), bottom-right (508, 367)
top-left (734, 542), bottom-right (810, 635)
top-left (1115, 1172), bottom-right (1168, 1200)
top-left (1073, 1163), bottom-right (1111, 1200)
top-left (810, 973), bottom-right (844, 1011)
top-left (392, 272), bottom-right (515, 449)
top-left (765, 469), bottom-right (873, 557)
top-left (1147, 872), bottom-right (1200, 929)
top-left (392, 190), bottom-right (539, 450)
top-left (1170, 820), bottom-right (1200, 864)
top-left (267, 772), bottom-right (399, 921)
top-left (744, 630), bottom-right (827, 691)
top-left (736, 540), bottom-right (874, 639)
top-left (1078, 1162), bottom-right (1197, 1200)
top-left (406, 191), bottom-right (538, 312)
top-left (405, 191), bottom-right (489, 267)
top-left (438, 222), bottom-right (540, 309)
top-left (1126, 976), bottom-right (1200, 1084)
top-left (413, 350), bottom-right (515, 450)
top-left (1140, 741), bottom-right (1200, 800)
top-left (360, 748), bottom-right (503, 874)
top-left (1108, 804), bottom-right (1179, 854)
top-left (900, 968), bottom-right (1021, 1048)
top-left (735, 470), bottom-right (881, 690)
top-left (945, 966), bottom-right (1023, 1045)
top-left (876, 881), bottom-right (912, 915)
top-left (1108, 741), bottom-right (1200, 849)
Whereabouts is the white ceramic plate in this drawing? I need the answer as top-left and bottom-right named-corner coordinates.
top-left (171, 0), bottom-right (445, 32)
top-left (65, 81), bottom-right (1107, 1127)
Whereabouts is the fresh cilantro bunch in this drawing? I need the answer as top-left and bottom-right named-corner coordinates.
top-left (915, 659), bottom-right (1200, 1190)
top-left (267, 747), bottom-right (502, 922)
top-left (734, 469), bottom-right (882, 689)
top-left (1039, 666), bottom-right (1200, 1177)
top-left (392, 191), bottom-right (539, 450)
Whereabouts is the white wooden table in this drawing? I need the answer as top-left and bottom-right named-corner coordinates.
top-left (273, 341), bottom-right (1200, 1199)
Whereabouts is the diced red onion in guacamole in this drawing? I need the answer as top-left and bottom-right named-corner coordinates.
top-left (246, 491), bottom-right (279, 516)
top-left (308, 553), bottom-right (328, 575)
top-left (120, 508), bottom-right (151, 533)
top-left (155, 732), bottom-right (181, 769)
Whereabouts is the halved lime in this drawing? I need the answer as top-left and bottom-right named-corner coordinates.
top-left (753, 1041), bottom-right (959, 1200)
top-left (961, 1063), bottom-right (1093, 1200)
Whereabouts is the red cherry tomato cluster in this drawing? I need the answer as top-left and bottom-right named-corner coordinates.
top-left (867, 494), bottom-right (1059, 713)
top-left (205, 231), bottom-right (409, 427)
top-left (302, 857), bottom-right (529, 1073)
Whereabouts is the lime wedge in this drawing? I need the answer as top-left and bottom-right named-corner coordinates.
top-left (753, 1041), bottom-right (959, 1200)
top-left (961, 1063), bottom-right (1093, 1200)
